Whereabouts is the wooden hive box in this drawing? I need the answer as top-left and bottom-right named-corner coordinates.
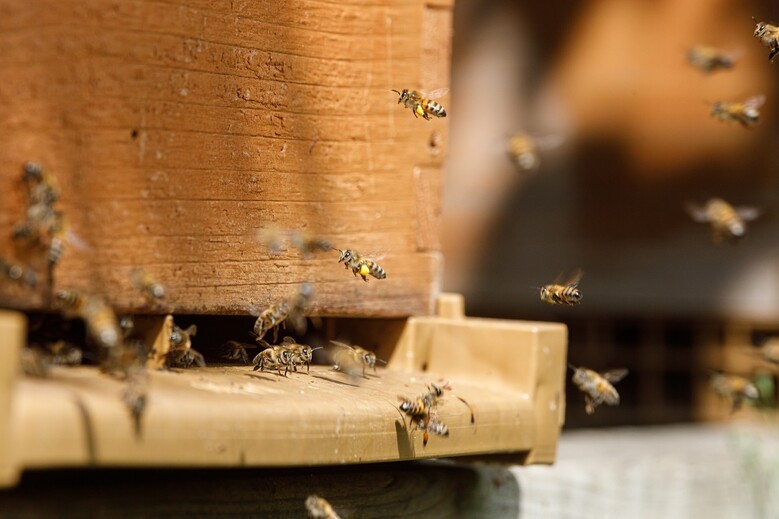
top-left (0, 0), bottom-right (569, 489)
top-left (0, 0), bottom-right (452, 316)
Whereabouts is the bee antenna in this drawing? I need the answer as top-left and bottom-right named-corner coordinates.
top-left (376, 358), bottom-right (388, 365)
top-left (391, 89), bottom-right (401, 95)
top-left (567, 363), bottom-right (577, 372)
top-left (310, 346), bottom-right (324, 352)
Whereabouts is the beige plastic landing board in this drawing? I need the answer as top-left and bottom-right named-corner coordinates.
top-left (0, 302), bottom-right (568, 487)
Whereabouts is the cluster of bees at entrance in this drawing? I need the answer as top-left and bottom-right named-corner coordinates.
top-left (0, 85), bottom-right (470, 448)
top-left (528, 18), bottom-right (779, 417)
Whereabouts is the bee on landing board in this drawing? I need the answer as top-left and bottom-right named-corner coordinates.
top-left (305, 495), bottom-right (341, 519)
top-left (687, 198), bottom-right (760, 243)
top-left (168, 323), bottom-right (204, 368)
top-left (539, 269), bottom-right (583, 306)
top-left (278, 336), bottom-right (321, 373)
top-left (570, 365), bottom-right (628, 415)
top-left (754, 19), bottom-right (779, 61)
top-left (711, 96), bottom-right (765, 127)
top-left (710, 372), bottom-right (760, 413)
top-left (252, 343), bottom-right (295, 376)
top-left (336, 249), bottom-right (386, 282)
top-left (687, 45), bottom-right (739, 73)
top-left (392, 88), bottom-right (448, 120)
top-left (220, 341), bottom-right (257, 365)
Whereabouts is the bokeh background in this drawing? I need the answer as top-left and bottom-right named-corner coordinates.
top-left (442, 0), bottom-right (779, 429)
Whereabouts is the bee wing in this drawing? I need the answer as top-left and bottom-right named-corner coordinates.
top-left (329, 340), bottom-right (355, 351)
top-left (564, 268), bottom-right (584, 287)
top-left (423, 87), bottom-right (449, 100)
top-left (602, 368), bottom-right (629, 383)
top-left (736, 206), bottom-right (761, 221)
top-left (743, 95), bottom-right (766, 109)
top-left (686, 203), bottom-right (709, 222)
top-left (65, 230), bottom-right (91, 252)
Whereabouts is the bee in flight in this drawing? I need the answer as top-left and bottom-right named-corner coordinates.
top-left (258, 227), bottom-right (332, 258)
top-left (754, 19), bottom-right (779, 61)
top-left (131, 268), bottom-right (166, 301)
top-left (252, 283), bottom-right (313, 342)
top-left (392, 88), bottom-right (448, 120)
top-left (710, 95), bottom-right (765, 127)
top-left (330, 340), bottom-right (384, 378)
top-left (570, 365), bottom-right (628, 415)
top-left (687, 198), bottom-right (760, 243)
top-left (305, 495), bottom-right (342, 519)
top-left (687, 45), bottom-right (739, 73)
top-left (337, 249), bottom-right (386, 282)
top-left (56, 290), bottom-right (123, 371)
top-left (539, 269), bottom-right (583, 306)
top-left (0, 256), bottom-right (37, 289)
top-left (506, 133), bottom-right (564, 171)
top-left (710, 372), bottom-right (760, 413)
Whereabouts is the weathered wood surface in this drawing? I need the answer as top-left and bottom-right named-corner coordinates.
top-left (0, 0), bottom-right (453, 316)
top-left (0, 462), bottom-right (520, 519)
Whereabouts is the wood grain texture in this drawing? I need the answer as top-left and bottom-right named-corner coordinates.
top-left (0, 0), bottom-right (453, 316)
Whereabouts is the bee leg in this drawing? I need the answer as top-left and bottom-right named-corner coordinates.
top-left (770, 46), bottom-right (779, 61)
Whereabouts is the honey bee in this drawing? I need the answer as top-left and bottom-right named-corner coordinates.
top-left (392, 88), bottom-right (448, 120)
top-left (252, 344), bottom-right (295, 376)
top-left (0, 256), bottom-right (37, 289)
top-left (123, 367), bottom-right (148, 438)
top-left (398, 382), bottom-right (461, 446)
top-left (278, 336), bottom-right (320, 373)
top-left (754, 19), bottom-right (779, 61)
top-left (687, 198), bottom-right (760, 243)
top-left (168, 323), bottom-right (204, 368)
top-left (289, 230), bottom-right (333, 258)
top-left (570, 365), bottom-right (628, 415)
top-left (506, 133), bottom-right (564, 171)
top-left (220, 340), bottom-right (257, 365)
top-left (539, 269), bottom-right (583, 306)
top-left (710, 372), bottom-right (760, 413)
top-left (253, 300), bottom-right (290, 343)
top-left (711, 95), bottom-right (765, 127)
top-left (687, 45), bottom-right (738, 73)
top-left (56, 290), bottom-right (122, 362)
top-left (131, 268), bottom-right (166, 301)
top-left (419, 414), bottom-right (450, 446)
top-left (48, 340), bottom-right (83, 366)
top-left (252, 283), bottom-right (313, 342)
top-left (331, 340), bottom-right (384, 378)
top-left (337, 249), bottom-right (386, 282)
top-left (305, 495), bottom-right (342, 519)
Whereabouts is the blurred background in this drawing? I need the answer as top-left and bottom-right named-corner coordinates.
top-left (442, 0), bottom-right (779, 430)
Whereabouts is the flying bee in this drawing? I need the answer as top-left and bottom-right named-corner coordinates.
top-left (289, 230), bottom-right (332, 258)
top-left (570, 365), bottom-right (628, 415)
top-left (253, 300), bottom-right (290, 343)
top-left (539, 269), bottom-right (583, 306)
top-left (710, 372), bottom-right (760, 413)
top-left (754, 19), bottom-right (779, 61)
top-left (330, 340), bottom-right (385, 378)
top-left (131, 268), bottom-right (166, 301)
top-left (0, 256), bottom-right (37, 289)
top-left (337, 249), bottom-right (386, 282)
top-left (56, 290), bottom-right (122, 360)
top-left (305, 495), bottom-right (342, 519)
top-left (419, 414), bottom-right (450, 446)
top-left (168, 323), bottom-right (203, 368)
top-left (392, 88), bottom-right (448, 120)
top-left (252, 344), bottom-right (295, 376)
top-left (506, 133), bottom-right (564, 171)
top-left (687, 198), bottom-right (760, 243)
top-left (711, 95), bottom-right (765, 127)
top-left (687, 45), bottom-right (738, 73)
